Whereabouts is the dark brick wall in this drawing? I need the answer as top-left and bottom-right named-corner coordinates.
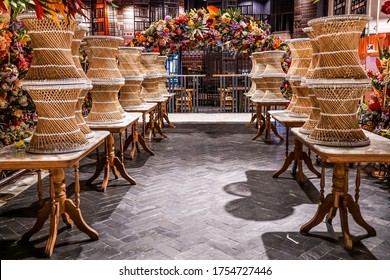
top-left (293, 0), bottom-right (318, 38)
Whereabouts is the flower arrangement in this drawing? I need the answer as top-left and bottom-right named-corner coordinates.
top-left (0, 22), bottom-right (36, 148)
top-left (0, 0), bottom-right (88, 21)
top-left (131, 6), bottom-right (282, 55)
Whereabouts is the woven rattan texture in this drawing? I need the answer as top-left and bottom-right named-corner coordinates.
top-left (27, 87), bottom-right (88, 153)
top-left (86, 84), bottom-right (124, 123)
top-left (21, 17), bottom-right (82, 81)
top-left (84, 37), bottom-right (123, 80)
top-left (287, 40), bottom-right (312, 78)
top-left (250, 76), bottom-right (266, 99)
top-left (303, 29), bottom-right (320, 80)
top-left (118, 47), bottom-right (144, 77)
top-left (141, 53), bottom-right (160, 77)
top-left (157, 56), bottom-right (169, 77)
top-left (289, 81), bottom-right (311, 117)
top-left (248, 55), bottom-right (256, 77)
top-left (299, 91), bottom-right (321, 134)
top-left (261, 77), bottom-right (285, 99)
top-left (72, 28), bottom-right (87, 78)
top-left (76, 89), bottom-right (93, 135)
top-left (246, 82), bottom-right (256, 96)
top-left (261, 51), bottom-right (286, 76)
top-left (158, 77), bottom-right (170, 95)
top-left (285, 95), bottom-right (297, 112)
top-left (307, 85), bottom-right (370, 146)
top-left (119, 80), bottom-right (146, 108)
top-left (253, 53), bottom-right (266, 76)
top-left (309, 16), bottom-right (368, 79)
top-left (142, 77), bottom-right (162, 99)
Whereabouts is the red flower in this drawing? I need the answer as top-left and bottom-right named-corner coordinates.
top-left (369, 101), bottom-right (382, 112)
top-left (33, 0), bottom-right (44, 20)
top-left (0, 0), bottom-right (7, 12)
top-left (381, 0), bottom-right (390, 14)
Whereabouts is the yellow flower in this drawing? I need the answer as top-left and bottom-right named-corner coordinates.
top-left (14, 140), bottom-right (25, 149)
top-left (187, 19), bottom-right (194, 27)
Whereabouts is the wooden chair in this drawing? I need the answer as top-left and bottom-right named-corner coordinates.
top-left (176, 88), bottom-right (193, 112)
top-left (220, 88), bottom-right (233, 111)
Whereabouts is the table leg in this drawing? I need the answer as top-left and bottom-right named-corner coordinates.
top-left (273, 138), bottom-right (320, 181)
top-left (267, 110), bottom-right (284, 144)
top-left (285, 127), bottom-right (289, 157)
top-left (142, 112), bottom-right (147, 139)
top-left (148, 111), bottom-right (154, 141)
top-left (300, 163), bottom-right (376, 249)
top-left (162, 100), bottom-right (175, 128)
top-left (133, 121), bottom-right (154, 157)
top-left (87, 133), bottom-right (136, 192)
top-left (155, 102), bottom-right (168, 138)
top-left (22, 168), bottom-right (98, 257)
top-left (245, 114), bottom-right (257, 128)
top-left (252, 105), bottom-right (265, 141)
top-left (36, 169), bottom-right (44, 207)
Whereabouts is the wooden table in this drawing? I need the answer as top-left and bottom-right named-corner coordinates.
top-left (124, 103), bottom-right (156, 158)
top-left (269, 110), bottom-right (307, 156)
top-left (87, 113), bottom-right (141, 192)
top-left (162, 92), bottom-right (175, 128)
top-left (270, 110), bottom-right (321, 181)
top-left (292, 128), bottom-right (390, 249)
top-left (250, 99), bottom-right (288, 143)
top-left (144, 97), bottom-right (168, 139)
top-left (0, 131), bottom-right (109, 256)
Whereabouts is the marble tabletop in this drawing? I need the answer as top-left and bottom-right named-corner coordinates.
top-left (87, 113), bottom-right (141, 131)
top-left (123, 103), bottom-right (157, 113)
top-left (0, 131), bottom-right (109, 170)
top-left (292, 128), bottom-right (390, 163)
top-left (269, 110), bottom-right (307, 127)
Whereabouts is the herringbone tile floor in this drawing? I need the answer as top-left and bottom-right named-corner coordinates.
top-left (0, 117), bottom-right (389, 259)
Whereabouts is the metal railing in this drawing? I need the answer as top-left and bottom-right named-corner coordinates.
top-left (166, 75), bottom-right (206, 113)
top-left (165, 74), bottom-right (251, 113)
top-left (213, 74), bottom-right (250, 113)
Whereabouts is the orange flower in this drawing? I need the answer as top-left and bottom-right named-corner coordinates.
top-left (206, 16), bottom-right (216, 27)
top-left (138, 35), bottom-right (147, 42)
top-left (272, 38), bottom-right (280, 49)
top-left (207, 5), bottom-right (219, 16)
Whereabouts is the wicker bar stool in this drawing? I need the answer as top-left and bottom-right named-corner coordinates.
top-left (286, 39), bottom-right (313, 117)
top-left (23, 84), bottom-right (90, 153)
top-left (309, 15), bottom-right (370, 79)
top-left (306, 15), bottom-right (371, 146)
top-left (118, 47), bottom-right (146, 109)
top-left (156, 56), bottom-right (169, 96)
top-left (300, 27), bottom-right (321, 134)
top-left (84, 36), bottom-right (125, 124)
top-left (307, 80), bottom-right (370, 146)
top-left (260, 50), bottom-right (286, 101)
top-left (18, 14), bottom-right (81, 83)
top-left (140, 52), bottom-right (162, 99)
top-left (250, 52), bottom-right (268, 100)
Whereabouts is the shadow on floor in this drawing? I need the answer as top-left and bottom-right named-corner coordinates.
top-left (223, 170), bottom-right (319, 221)
top-left (261, 231), bottom-right (377, 260)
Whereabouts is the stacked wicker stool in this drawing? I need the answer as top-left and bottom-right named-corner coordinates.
top-left (118, 47), bottom-right (146, 109)
top-left (83, 36), bottom-right (126, 124)
top-left (306, 15), bottom-right (371, 146)
top-left (286, 38), bottom-right (313, 118)
top-left (299, 27), bottom-right (321, 134)
top-left (18, 14), bottom-right (90, 153)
